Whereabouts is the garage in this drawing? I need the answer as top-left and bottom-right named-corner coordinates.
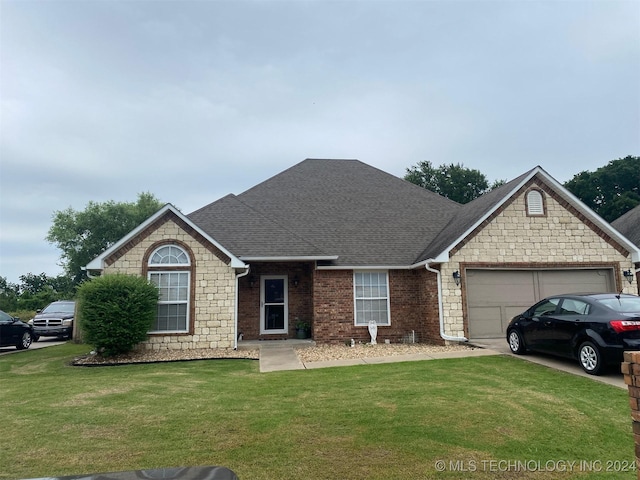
top-left (466, 268), bottom-right (615, 338)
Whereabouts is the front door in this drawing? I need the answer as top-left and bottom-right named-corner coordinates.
top-left (260, 276), bottom-right (288, 334)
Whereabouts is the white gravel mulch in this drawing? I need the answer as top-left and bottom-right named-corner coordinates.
top-left (71, 342), bottom-right (474, 366)
top-left (72, 347), bottom-right (260, 366)
top-left (295, 342), bottom-right (474, 363)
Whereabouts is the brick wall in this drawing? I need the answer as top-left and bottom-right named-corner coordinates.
top-left (312, 269), bottom-right (443, 344)
top-left (104, 217), bottom-right (237, 350)
top-left (621, 351), bottom-right (640, 478)
top-left (237, 262), bottom-right (313, 340)
top-left (443, 179), bottom-right (636, 339)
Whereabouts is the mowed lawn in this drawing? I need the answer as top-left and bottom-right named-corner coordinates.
top-left (1, 343), bottom-right (636, 480)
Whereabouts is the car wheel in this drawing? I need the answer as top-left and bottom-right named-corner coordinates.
top-left (508, 330), bottom-right (526, 354)
top-left (16, 331), bottom-right (32, 350)
top-left (578, 341), bottom-right (603, 375)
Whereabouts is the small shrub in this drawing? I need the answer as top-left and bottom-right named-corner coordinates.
top-left (77, 274), bottom-right (159, 357)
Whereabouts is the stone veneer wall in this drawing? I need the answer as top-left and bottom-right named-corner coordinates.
top-left (104, 219), bottom-right (237, 350)
top-left (441, 180), bottom-right (636, 339)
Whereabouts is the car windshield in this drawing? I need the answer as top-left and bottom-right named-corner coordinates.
top-left (596, 297), bottom-right (640, 314)
top-left (41, 303), bottom-right (75, 314)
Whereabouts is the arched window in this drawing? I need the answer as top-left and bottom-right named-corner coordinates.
top-left (148, 244), bottom-right (191, 333)
top-left (150, 245), bottom-right (190, 265)
top-left (526, 189), bottom-right (545, 216)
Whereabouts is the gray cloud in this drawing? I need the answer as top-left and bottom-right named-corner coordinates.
top-left (1, 0), bottom-right (638, 283)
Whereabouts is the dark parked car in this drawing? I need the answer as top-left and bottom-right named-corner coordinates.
top-left (506, 293), bottom-right (640, 375)
top-left (29, 300), bottom-right (75, 340)
top-left (0, 309), bottom-right (35, 349)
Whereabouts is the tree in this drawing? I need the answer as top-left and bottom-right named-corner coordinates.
top-left (0, 274), bottom-right (75, 312)
top-left (15, 273), bottom-right (72, 310)
top-left (405, 161), bottom-right (505, 204)
top-left (0, 277), bottom-right (19, 312)
top-left (46, 193), bottom-right (164, 285)
top-left (564, 156), bottom-right (640, 222)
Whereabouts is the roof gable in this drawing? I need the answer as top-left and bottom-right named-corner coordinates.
top-left (86, 204), bottom-right (246, 271)
top-left (418, 166), bottom-right (640, 263)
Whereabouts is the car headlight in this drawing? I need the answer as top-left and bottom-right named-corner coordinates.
top-left (28, 319), bottom-right (33, 325)
top-left (62, 319), bottom-right (73, 326)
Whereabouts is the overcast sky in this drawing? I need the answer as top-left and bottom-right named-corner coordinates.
top-left (1, 0), bottom-right (639, 285)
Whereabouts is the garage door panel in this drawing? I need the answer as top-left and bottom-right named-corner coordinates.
top-left (466, 271), bottom-right (537, 305)
top-left (538, 270), bottom-right (612, 297)
top-left (468, 306), bottom-right (503, 338)
top-left (466, 268), bottom-right (614, 339)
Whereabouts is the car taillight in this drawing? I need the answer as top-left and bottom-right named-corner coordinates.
top-left (610, 320), bottom-right (640, 333)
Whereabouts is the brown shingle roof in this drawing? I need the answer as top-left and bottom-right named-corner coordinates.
top-left (612, 205), bottom-right (640, 248)
top-left (188, 159), bottom-right (461, 266)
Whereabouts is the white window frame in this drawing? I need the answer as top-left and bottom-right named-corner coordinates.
top-left (148, 244), bottom-right (191, 334)
top-left (353, 270), bottom-right (391, 326)
top-left (148, 271), bottom-right (190, 334)
top-left (149, 245), bottom-right (191, 266)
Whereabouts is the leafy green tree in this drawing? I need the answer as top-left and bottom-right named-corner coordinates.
top-left (46, 193), bottom-right (164, 285)
top-left (0, 274), bottom-right (75, 312)
top-left (405, 161), bottom-right (505, 204)
top-left (77, 274), bottom-right (159, 357)
top-left (564, 156), bottom-right (640, 222)
top-left (0, 277), bottom-right (19, 312)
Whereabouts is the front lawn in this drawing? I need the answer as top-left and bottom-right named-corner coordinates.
top-left (1, 344), bottom-right (635, 479)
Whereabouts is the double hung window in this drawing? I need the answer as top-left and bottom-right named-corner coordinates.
top-left (354, 271), bottom-right (390, 326)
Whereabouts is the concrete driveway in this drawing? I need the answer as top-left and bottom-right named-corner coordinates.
top-left (471, 338), bottom-right (626, 389)
top-left (0, 337), bottom-right (67, 356)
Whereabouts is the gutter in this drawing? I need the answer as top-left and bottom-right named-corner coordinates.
top-left (234, 266), bottom-right (251, 350)
top-left (424, 261), bottom-right (468, 343)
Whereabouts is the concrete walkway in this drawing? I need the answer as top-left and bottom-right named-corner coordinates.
top-left (249, 339), bottom-right (627, 389)
top-left (247, 340), bottom-right (500, 373)
top-left (256, 341), bottom-right (306, 372)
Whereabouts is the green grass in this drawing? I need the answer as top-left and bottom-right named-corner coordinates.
top-left (1, 344), bottom-right (636, 479)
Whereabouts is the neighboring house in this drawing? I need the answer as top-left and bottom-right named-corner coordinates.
top-left (86, 159), bottom-right (640, 350)
top-left (612, 204), bottom-right (640, 293)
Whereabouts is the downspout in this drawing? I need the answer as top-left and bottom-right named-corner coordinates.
top-left (424, 261), bottom-right (468, 342)
top-left (234, 266), bottom-right (251, 350)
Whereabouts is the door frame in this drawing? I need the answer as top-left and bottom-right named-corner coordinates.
top-left (260, 275), bottom-right (289, 335)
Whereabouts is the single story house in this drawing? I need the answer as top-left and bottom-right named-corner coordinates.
top-left (612, 204), bottom-right (640, 293)
top-left (86, 159), bottom-right (640, 351)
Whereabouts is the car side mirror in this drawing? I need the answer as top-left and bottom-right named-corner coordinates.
top-left (13, 317), bottom-right (20, 321)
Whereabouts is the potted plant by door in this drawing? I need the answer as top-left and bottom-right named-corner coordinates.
top-left (295, 319), bottom-right (310, 339)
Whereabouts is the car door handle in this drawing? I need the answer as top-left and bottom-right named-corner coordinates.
top-left (544, 321), bottom-right (552, 326)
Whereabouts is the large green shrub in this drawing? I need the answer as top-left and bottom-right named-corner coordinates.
top-left (77, 274), bottom-right (159, 357)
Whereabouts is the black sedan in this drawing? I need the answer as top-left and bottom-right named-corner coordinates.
top-left (0, 309), bottom-right (35, 350)
top-left (506, 293), bottom-right (640, 375)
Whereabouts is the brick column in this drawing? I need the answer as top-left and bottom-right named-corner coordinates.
top-left (621, 352), bottom-right (640, 479)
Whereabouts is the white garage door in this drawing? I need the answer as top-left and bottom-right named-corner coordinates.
top-left (466, 269), bottom-right (614, 338)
